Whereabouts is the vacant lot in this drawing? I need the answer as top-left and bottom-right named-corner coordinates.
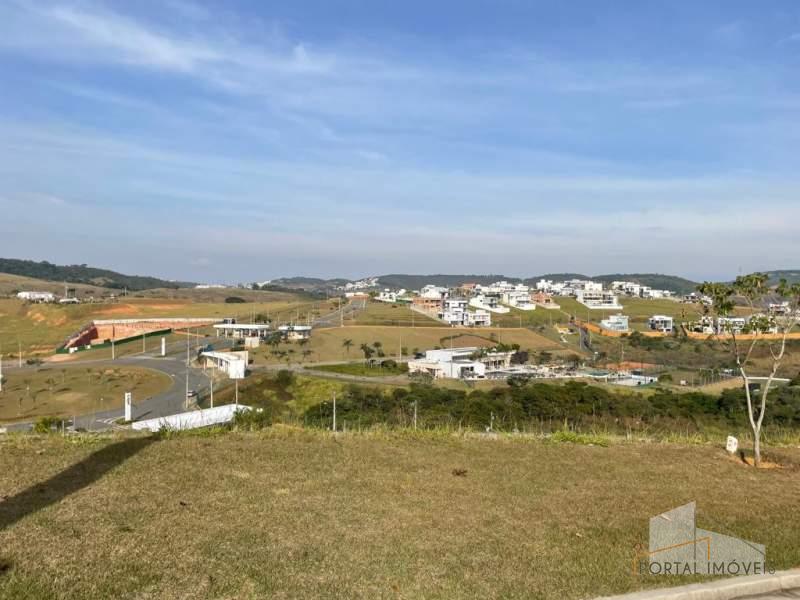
top-left (347, 300), bottom-right (441, 327)
top-left (0, 294), bottom-right (318, 355)
top-left (0, 432), bottom-right (797, 599)
top-left (0, 367), bottom-right (171, 423)
top-left (253, 325), bottom-right (564, 365)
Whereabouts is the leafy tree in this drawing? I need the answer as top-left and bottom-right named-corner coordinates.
top-left (698, 274), bottom-right (800, 467)
top-left (360, 344), bottom-right (375, 360)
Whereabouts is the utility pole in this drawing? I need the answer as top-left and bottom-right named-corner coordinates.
top-left (111, 336), bottom-right (115, 360)
top-left (185, 332), bottom-right (189, 410)
top-left (413, 400), bottom-right (417, 430)
top-left (332, 391), bottom-right (336, 432)
top-left (18, 340), bottom-right (22, 368)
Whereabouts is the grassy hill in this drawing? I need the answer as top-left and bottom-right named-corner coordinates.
top-left (0, 258), bottom-right (194, 291)
top-left (0, 431), bottom-right (797, 599)
top-left (766, 269), bottom-right (800, 286)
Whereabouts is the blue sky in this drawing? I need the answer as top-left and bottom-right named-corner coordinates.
top-left (1, 0), bottom-right (799, 283)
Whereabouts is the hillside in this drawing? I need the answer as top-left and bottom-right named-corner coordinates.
top-left (0, 273), bottom-right (116, 298)
top-left (0, 258), bottom-right (194, 291)
top-left (766, 269), bottom-right (800, 286)
top-left (590, 273), bottom-right (698, 294)
top-left (0, 432), bottom-right (797, 599)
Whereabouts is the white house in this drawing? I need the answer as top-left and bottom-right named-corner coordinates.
top-left (502, 290), bottom-right (536, 310)
top-left (600, 314), bottom-right (629, 333)
top-left (439, 299), bottom-right (491, 327)
top-left (576, 289), bottom-right (622, 310)
top-left (469, 294), bottom-right (510, 314)
top-left (17, 291), bottom-right (56, 303)
top-left (648, 315), bottom-right (674, 333)
top-left (419, 285), bottom-right (449, 300)
top-left (376, 289), bottom-right (398, 303)
top-left (408, 347), bottom-right (515, 380)
top-left (716, 317), bottom-right (747, 335)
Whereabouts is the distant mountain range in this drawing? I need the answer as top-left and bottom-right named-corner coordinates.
top-left (3, 257), bottom-right (798, 296)
top-left (0, 258), bottom-right (195, 291)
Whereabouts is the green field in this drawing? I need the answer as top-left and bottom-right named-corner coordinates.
top-left (0, 366), bottom-right (171, 423)
top-left (0, 431), bottom-right (797, 599)
top-left (312, 361), bottom-right (409, 377)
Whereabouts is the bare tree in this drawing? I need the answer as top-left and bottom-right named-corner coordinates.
top-left (698, 274), bottom-right (800, 467)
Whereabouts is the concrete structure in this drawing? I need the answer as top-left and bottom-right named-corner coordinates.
top-left (576, 289), bottom-right (622, 310)
top-left (600, 314), bottom-right (629, 333)
top-left (531, 291), bottom-right (560, 309)
top-left (200, 350), bottom-right (248, 379)
top-left (278, 324), bottom-right (312, 341)
top-left (439, 299), bottom-right (491, 327)
top-left (717, 316), bottom-right (747, 335)
top-left (213, 322), bottom-right (271, 339)
top-left (17, 291), bottom-right (55, 302)
top-left (502, 290), bottom-right (536, 310)
top-left (58, 297), bottom-right (80, 304)
top-left (469, 294), bottom-right (510, 314)
top-left (648, 315), bottom-right (674, 333)
top-left (63, 317), bottom-right (220, 350)
top-left (408, 347), bottom-right (516, 380)
top-left (412, 297), bottom-right (443, 312)
top-left (131, 404), bottom-right (252, 433)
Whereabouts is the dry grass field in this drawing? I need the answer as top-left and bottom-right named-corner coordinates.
top-left (0, 367), bottom-right (171, 423)
top-left (0, 431), bottom-right (797, 599)
top-left (252, 325), bottom-right (565, 365)
top-left (0, 294), bottom-right (325, 356)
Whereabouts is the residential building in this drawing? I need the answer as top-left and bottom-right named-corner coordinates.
top-left (502, 290), bottom-right (536, 310)
top-left (716, 317), bottom-right (747, 335)
top-left (408, 347), bottom-right (515, 380)
top-left (469, 294), bottom-right (510, 314)
top-left (648, 315), bottom-right (674, 333)
top-left (419, 284), bottom-right (449, 300)
top-left (439, 299), bottom-right (491, 327)
top-left (575, 289), bottom-right (622, 310)
top-left (531, 291), bottom-right (560, 309)
top-left (600, 314), bottom-right (629, 333)
top-left (412, 297), bottom-right (442, 312)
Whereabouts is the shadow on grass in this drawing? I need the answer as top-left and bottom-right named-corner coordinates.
top-left (0, 436), bottom-right (156, 531)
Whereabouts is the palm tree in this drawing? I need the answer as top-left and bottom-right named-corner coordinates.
top-left (360, 344), bottom-right (374, 360)
top-left (342, 338), bottom-right (353, 357)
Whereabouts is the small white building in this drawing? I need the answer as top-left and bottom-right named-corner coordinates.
top-left (278, 324), bottom-right (312, 341)
top-left (600, 314), bottom-right (629, 333)
top-left (17, 291), bottom-right (56, 303)
top-left (408, 347), bottom-right (515, 380)
top-left (213, 323), bottom-right (272, 339)
top-left (200, 350), bottom-right (248, 379)
top-left (648, 315), bottom-right (674, 333)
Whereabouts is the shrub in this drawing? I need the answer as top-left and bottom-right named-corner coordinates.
top-left (233, 408), bottom-right (272, 430)
top-left (33, 416), bottom-right (63, 433)
top-left (224, 296), bottom-right (246, 304)
top-left (275, 369), bottom-right (295, 388)
top-left (381, 359), bottom-right (398, 369)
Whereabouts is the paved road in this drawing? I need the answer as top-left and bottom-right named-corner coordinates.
top-left (2, 335), bottom-right (236, 432)
top-left (313, 299), bottom-right (365, 327)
